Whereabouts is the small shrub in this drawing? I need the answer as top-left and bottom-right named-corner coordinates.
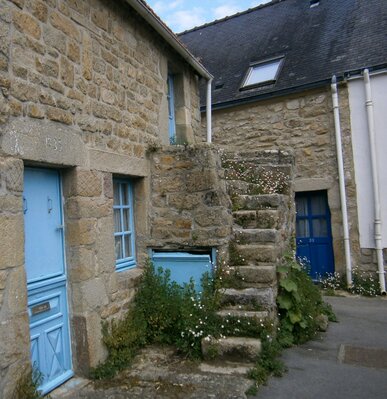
top-left (277, 252), bottom-right (335, 346)
top-left (12, 366), bottom-right (44, 399)
top-left (91, 263), bottom-right (222, 378)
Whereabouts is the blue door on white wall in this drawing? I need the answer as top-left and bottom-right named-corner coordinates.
top-left (24, 168), bottom-right (73, 394)
top-left (295, 191), bottom-right (334, 279)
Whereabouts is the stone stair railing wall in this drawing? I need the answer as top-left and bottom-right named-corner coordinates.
top-left (201, 149), bottom-right (295, 366)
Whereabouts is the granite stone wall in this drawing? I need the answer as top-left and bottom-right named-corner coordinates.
top-left (0, 0), bottom-right (203, 396)
top-left (149, 144), bottom-right (233, 261)
top-left (201, 86), bottom-right (365, 275)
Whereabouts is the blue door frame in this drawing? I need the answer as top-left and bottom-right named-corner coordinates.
top-left (295, 191), bottom-right (335, 279)
top-left (24, 168), bottom-right (73, 394)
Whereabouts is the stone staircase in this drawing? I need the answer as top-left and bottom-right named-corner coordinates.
top-left (201, 150), bottom-right (294, 369)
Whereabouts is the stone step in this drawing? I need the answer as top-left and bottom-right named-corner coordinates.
top-left (232, 194), bottom-right (285, 211)
top-left (233, 209), bottom-right (281, 229)
top-left (233, 228), bottom-right (278, 244)
top-left (221, 149), bottom-right (293, 166)
top-left (230, 265), bottom-right (277, 284)
top-left (201, 336), bottom-right (262, 363)
top-left (235, 244), bottom-right (278, 263)
top-left (216, 309), bottom-right (269, 322)
top-left (199, 361), bottom-right (252, 375)
top-left (233, 210), bottom-right (258, 229)
top-left (220, 287), bottom-right (276, 309)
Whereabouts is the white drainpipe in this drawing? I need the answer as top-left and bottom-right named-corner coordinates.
top-left (331, 76), bottom-right (352, 287)
top-left (206, 78), bottom-right (213, 143)
top-left (363, 69), bottom-right (386, 294)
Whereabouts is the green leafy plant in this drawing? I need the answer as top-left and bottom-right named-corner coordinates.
top-left (277, 252), bottom-right (335, 346)
top-left (12, 366), bottom-right (45, 399)
top-left (91, 263), bottom-right (222, 379)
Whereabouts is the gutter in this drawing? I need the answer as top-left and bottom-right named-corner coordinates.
top-left (331, 76), bottom-right (352, 288)
top-left (201, 64), bottom-right (387, 112)
top-left (363, 69), bottom-right (386, 294)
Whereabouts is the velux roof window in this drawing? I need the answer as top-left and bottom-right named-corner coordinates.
top-left (241, 58), bottom-right (283, 89)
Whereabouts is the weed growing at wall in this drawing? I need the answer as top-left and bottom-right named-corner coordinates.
top-left (277, 252), bottom-right (336, 346)
top-left (92, 257), bottom-right (334, 393)
top-left (319, 267), bottom-right (381, 297)
top-left (12, 366), bottom-right (45, 399)
top-left (91, 263), bottom-right (221, 379)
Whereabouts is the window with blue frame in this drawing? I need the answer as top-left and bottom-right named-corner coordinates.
top-left (113, 180), bottom-right (136, 271)
top-left (167, 74), bottom-right (176, 144)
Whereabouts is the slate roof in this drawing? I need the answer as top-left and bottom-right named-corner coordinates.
top-left (179, 0), bottom-right (387, 109)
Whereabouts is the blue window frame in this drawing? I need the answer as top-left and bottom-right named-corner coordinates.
top-left (113, 180), bottom-right (136, 271)
top-left (167, 74), bottom-right (176, 144)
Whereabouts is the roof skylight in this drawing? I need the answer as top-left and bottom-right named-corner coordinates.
top-left (241, 58), bottom-right (283, 89)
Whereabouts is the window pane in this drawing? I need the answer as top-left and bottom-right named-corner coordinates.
top-left (115, 236), bottom-right (123, 260)
top-left (121, 184), bottom-right (129, 206)
top-left (113, 183), bottom-right (120, 206)
top-left (124, 234), bottom-right (132, 258)
top-left (114, 209), bottom-right (121, 232)
top-left (123, 208), bottom-right (130, 232)
top-left (312, 218), bottom-right (328, 237)
top-left (296, 219), bottom-right (309, 238)
top-left (311, 195), bottom-right (327, 215)
top-left (244, 60), bottom-right (281, 86)
top-left (296, 197), bottom-right (308, 216)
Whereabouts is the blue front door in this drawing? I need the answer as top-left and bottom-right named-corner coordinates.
top-left (24, 168), bottom-right (73, 394)
top-left (295, 191), bottom-right (334, 279)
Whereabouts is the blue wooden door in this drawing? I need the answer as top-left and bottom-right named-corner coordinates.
top-left (152, 252), bottom-right (212, 292)
top-left (295, 191), bottom-right (334, 279)
top-left (24, 168), bottom-right (73, 394)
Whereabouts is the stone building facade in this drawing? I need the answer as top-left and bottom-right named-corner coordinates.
top-left (0, 0), bottom-right (222, 396)
top-left (198, 86), bottom-right (361, 275)
top-left (180, 0), bottom-right (387, 285)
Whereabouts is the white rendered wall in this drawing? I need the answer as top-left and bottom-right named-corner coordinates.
top-left (348, 73), bottom-right (387, 248)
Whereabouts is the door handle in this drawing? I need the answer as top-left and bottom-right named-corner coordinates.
top-left (56, 225), bottom-right (64, 231)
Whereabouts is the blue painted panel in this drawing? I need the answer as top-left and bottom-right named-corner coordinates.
top-left (152, 252), bottom-right (212, 292)
top-left (28, 283), bottom-right (73, 394)
top-left (24, 168), bottom-right (72, 394)
top-left (24, 168), bottom-right (65, 285)
top-left (296, 191), bottom-right (334, 279)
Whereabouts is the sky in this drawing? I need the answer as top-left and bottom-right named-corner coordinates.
top-left (146, 0), bottom-right (271, 33)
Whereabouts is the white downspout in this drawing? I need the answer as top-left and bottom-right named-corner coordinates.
top-left (206, 78), bottom-right (213, 143)
top-left (331, 76), bottom-right (352, 287)
top-left (363, 69), bottom-right (386, 294)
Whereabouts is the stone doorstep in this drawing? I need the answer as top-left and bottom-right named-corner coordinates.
top-left (49, 377), bottom-right (91, 398)
top-left (201, 336), bottom-right (262, 363)
top-left (229, 265), bottom-right (277, 284)
top-left (48, 346), bottom-right (253, 399)
top-left (233, 228), bottom-right (278, 243)
top-left (220, 287), bottom-right (276, 309)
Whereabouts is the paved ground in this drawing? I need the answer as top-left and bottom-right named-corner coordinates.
top-left (255, 295), bottom-right (387, 399)
top-left (51, 295), bottom-right (387, 399)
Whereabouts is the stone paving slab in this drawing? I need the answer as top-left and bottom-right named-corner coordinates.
top-left (51, 346), bottom-right (253, 399)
